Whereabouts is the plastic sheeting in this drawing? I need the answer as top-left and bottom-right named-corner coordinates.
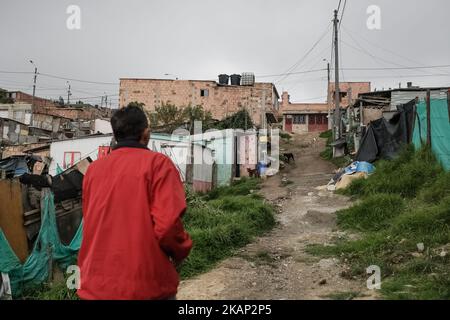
top-left (413, 99), bottom-right (450, 171)
top-left (356, 100), bottom-right (416, 163)
top-left (0, 189), bottom-right (82, 297)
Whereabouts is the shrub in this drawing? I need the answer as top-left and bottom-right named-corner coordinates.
top-left (337, 194), bottom-right (405, 232)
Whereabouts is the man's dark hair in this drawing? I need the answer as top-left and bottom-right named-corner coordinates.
top-left (111, 106), bottom-right (149, 142)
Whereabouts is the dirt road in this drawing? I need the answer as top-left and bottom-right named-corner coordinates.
top-left (178, 133), bottom-right (376, 300)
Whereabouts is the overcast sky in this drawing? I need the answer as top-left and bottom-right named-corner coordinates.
top-left (1, 0), bottom-right (450, 107)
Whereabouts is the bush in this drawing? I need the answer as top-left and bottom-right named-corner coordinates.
top-left (309, 146), bottom-right (450, 299)
top-left (204, 178), bottom-right (260, 200)
top-left (319, 130), bottom-right (332, 139)
top-left (337, 194), bottom-right (405, 232)
top-left (280, 132), bottom-right (292, 141)
top-left (342, 146), bottom-right (443, 198)
top-left (418, 172), bottom-right (450, 204)
top-left (180, 179), bottom-right (275, 278)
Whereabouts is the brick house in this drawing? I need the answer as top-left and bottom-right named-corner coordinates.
top-left (280, 82), bottom-right (371, 134)
top-left (328, 82), bottom-right (371, 108)
top-left (280, 92), bottom-right (329, 133)
top-left (119, 78), bottom-right (280, 127)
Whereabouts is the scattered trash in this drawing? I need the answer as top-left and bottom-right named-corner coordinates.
top-left (336, 172), bottom-right (368, 190)
top-left (417, 243), bottom-right (425, 252)
top-left (326, 161), bottom-right (376, 192)
top-left (344, 161), bottom-right (375, 175)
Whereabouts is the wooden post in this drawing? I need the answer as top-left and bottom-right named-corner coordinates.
top-left (426, 89), bottom-right (432, 147)
top-left (447, 89), bottom-right (450, 123)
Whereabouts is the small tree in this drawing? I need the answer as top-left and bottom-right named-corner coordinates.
top-left (0, 88), bottom-right (13, 104)
top-left (216, 109), bottom-right (254, 130)
top-left (154, 102), bottom-right (184, 127)
top-left (183, 105), bottom-right (213, 133)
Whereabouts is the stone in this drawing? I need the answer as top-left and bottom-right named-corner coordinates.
top-left (417, 243), bottom-right (425, 252)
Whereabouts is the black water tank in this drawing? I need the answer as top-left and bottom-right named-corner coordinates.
top-left (230, 74), bottom-right (241, 86)
top-left (218, 74), bottom-right (229, 85)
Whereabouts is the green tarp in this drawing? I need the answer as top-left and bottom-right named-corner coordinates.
top-left (0, 189), bottom-right (82, 297)
top-left (413, 98), bottom-right (450, 171)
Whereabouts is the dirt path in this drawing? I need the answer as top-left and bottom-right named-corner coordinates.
top-left (178, 133), bottom-right (376, 300)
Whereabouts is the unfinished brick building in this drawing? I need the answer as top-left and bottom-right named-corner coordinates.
top-left (119, 77), bottom-right (280, 127)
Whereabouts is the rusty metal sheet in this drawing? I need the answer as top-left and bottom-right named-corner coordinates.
top-left (0, 179), bottom-right (28, 263)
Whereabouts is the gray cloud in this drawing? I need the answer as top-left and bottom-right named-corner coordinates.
top-left (1, 0), bottom-right (450, 107)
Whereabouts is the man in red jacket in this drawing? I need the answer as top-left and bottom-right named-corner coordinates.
top-left (77, 106), bottom-right (192, 300)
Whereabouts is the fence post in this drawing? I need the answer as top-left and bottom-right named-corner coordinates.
top-left (426, 90), bottom-right (432, 147)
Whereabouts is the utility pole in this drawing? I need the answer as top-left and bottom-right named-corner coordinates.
top-left (325, 60), bottom-right (331, 130)
top-left (67, 81), bottom-right (72, 105)
top-left (333, 9), bottom-right (341, 141)
top-left (30, 60), bottom-right (37, 126)
top-left (348, 87), bottom-right (353, 130)
top-left (426, 89), bottom-right (432, 147)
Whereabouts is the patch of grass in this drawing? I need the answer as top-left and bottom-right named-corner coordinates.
top-left (319, 130), bottom-right (332, 139)
top-left (319, 130), bottom-right (351, 168)
top-left (203, 177), bottom-right (260, 200)
top-left (324, 291), bottom-right (363, 300)
top-left (418, 171), bottom-right (450, 204)
top-left (280, 179), bottom-right (294, 187)
top-left (180, 179), bottom-right (276, 278)
top-left (337, 194), bottom-right (405, 232)
top-left (309, 146), bottom-right (450, 299)
top-left (19, 278), bottom-right (79, 300)
top-left (331, 155), bottom-right (352, 168)
top-left (280, 132), bottom-right (292, 141)
top-left (341, 146), bottom-right (443, 198)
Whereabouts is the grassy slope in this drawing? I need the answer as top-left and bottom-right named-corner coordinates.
top-left (21, 178), bottom-right (275, 299)
top-left (308, 146), bottom-right (450, 299)
top-left (319, 130), bottom-right (352, 168)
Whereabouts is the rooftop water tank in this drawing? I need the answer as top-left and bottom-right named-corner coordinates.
top-left (241, 72), bottom-right (255, 86)
top-left (230, 74), bottom-right (241, 86)
top-left (218, 74), bottom-right (229, 85)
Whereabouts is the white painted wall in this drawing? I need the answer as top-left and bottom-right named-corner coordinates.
top-left (94, 119), bottom-right (113, 134)
top-left (49, 135), bottom-right (113, 175)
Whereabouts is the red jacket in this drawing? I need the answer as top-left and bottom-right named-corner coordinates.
top-left (77, 144), bottom-right (192, 300)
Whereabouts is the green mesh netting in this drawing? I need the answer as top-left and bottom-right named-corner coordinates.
top-left (0, 189), bottom-right (82, 297)
top-left (413, 98), bottom-right (450, 171)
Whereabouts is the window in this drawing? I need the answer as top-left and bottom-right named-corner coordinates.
top-left (316, 115), bottom-right (323, 124)
top-left (63, 151), bottom-right (81, 169)
top-left (309, 115), bottom-right (316, 125)
top-left (200, 89), bottom-right (209, 97)
top-left (293, 115), bottom-right (306, 124)
top-left (333, 91), bottom-right (347, 102)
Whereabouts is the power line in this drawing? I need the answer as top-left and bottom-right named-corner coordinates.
top-left (38, 73), bottom-right (119, 85)
top-left (338, 65), bottom-right (450, 71)
top-left (337, 0), bottom-right (342, 12)
top-left (275, 22), bottom-right (332, 84)
top-left (338, 0), bottom-right (347, 28)
top-left (341, 25), bottom-right (450, 77)
top-left (256, 68), bottom-right (326, 79)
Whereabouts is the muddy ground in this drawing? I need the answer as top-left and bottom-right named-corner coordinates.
top-left (178, 133), bottom-right (378, 300)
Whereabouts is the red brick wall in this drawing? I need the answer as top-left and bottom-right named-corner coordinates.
top-left (13, 91), bottom-right (57, 109)
top-left (119, 79), bottom-right (279, 126)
